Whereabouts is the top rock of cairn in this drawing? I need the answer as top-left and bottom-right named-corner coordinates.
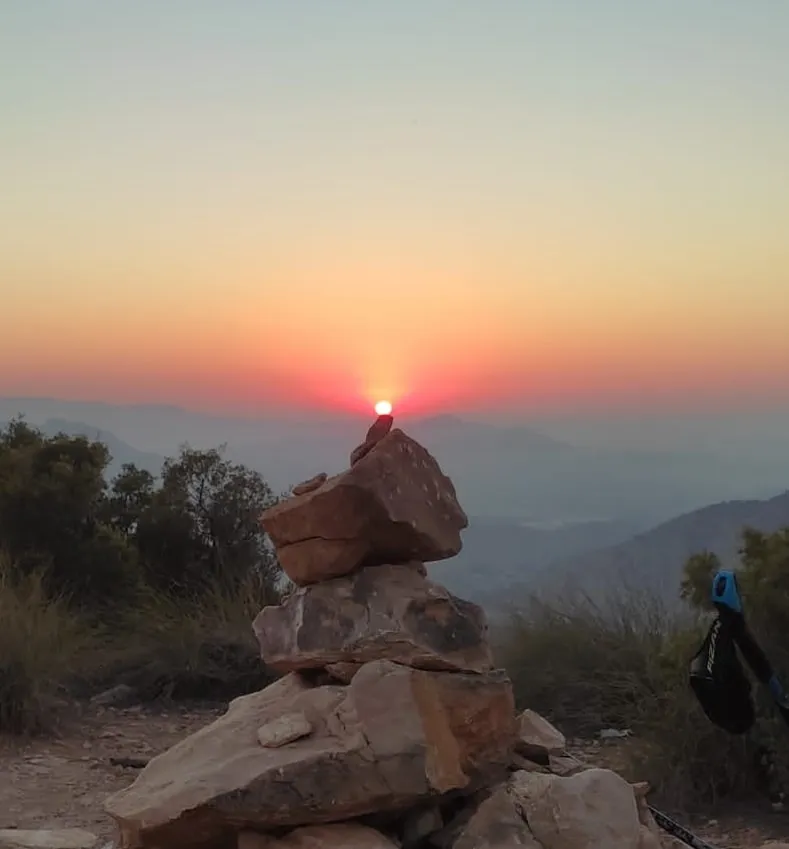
top-left (260, 416), bottom-right (469, 586)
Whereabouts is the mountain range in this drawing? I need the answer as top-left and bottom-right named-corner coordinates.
top-left (2, 396), bottom-right (788, 612)
top-left (3, 397), bottom-right (788, 528)
top-left (534, 490), bottom-right (789, 607)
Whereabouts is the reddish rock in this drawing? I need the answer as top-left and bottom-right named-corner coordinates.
top-left (254, 563), bottom-right (492, 674)
top-left (292, 473), bottom-right (327, 496)
top-left (350, 440), bottom-right (375, 466)
top-left (350, 415), bottom-right (395, 466)
top-left (261, 429), bottom-right (468, 585)
top-left (365, 414), bottom-right (394, 445)
top-left (104, 661), bottom-right (515, 849)
top-left (272, 538), bottom-right (371, 587)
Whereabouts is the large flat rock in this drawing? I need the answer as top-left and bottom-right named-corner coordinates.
top-left (105, 661), bottom-right (516, 849)
top-left (260, 429), bottom-right (468, 585)
top-left (254, 563), bottom-right (492, 674)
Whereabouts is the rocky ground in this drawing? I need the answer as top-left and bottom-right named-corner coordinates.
top-left (0, 703), bottom-right (222, 842)
top-left (0, 703), bottom-right (785, 848)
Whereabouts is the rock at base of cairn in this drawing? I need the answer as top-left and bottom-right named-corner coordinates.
top-left (509, 767), bottom-right (660, 849)
top-left (260, 429), bottom-right (468, 586)
top-left (253, 562), bottom-right (492, 674)
top-left (104, 661), bottom-right (516, 849)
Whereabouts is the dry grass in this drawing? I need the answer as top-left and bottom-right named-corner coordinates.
top-left (0, 552), bottom-right (92, 733)
top-left (113, 574), bottom-right (278, 700)
top-left (496, 588), bottom-right (773, 809)
top-left (496, 589), bottom-right (675, 735)
top-left (0, 556), bottom-right (279, 734)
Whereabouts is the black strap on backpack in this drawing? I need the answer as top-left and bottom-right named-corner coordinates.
top-left (689, 569), bottom-right (789, 734)
top-left (690, 612), bottom-right (754, 734)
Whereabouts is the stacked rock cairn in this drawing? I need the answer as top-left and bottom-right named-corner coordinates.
top-left (104, 416), bottom-right (665, 849)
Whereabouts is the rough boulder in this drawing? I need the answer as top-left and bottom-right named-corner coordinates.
top-left (253, 562), bottom-right (492, 674)
top-left (259, 429), bottom-right (468, 585)
top-left (104, 662), bottom-right (515, 848)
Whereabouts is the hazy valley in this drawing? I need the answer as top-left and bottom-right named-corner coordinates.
top-left (4, 395), bottom-right (788, 613)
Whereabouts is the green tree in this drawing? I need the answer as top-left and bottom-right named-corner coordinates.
top-left (0, 418), bottom-right (139, 607)
top-left (103, 463), bottom-right (156, 534)
top-left (679, 550), bottom-right (721, 611)
top-left (131, 445), bottom-right (281, 600)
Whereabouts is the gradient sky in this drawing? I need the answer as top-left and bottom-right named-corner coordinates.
top-left (1, 0), bottom-right (788, 416)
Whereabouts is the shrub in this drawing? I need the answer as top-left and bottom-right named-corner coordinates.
top-left (496, 589), bottom-right (675, 736)
top-left (107, 573), bottom-right (280, 702)
top-left (0, 553), bottom-right (92, 734)
top-left (496, 586), bottom-right (773, 809)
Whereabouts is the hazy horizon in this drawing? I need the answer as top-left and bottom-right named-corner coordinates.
top-left (2, 1), bottom-right (788, 419)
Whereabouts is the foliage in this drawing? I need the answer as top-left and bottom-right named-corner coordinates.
top-left (498, 525), bottom-right (789, 809)
top-left (679, 550), bottom-right (720, 611)
top-left (0, 416), bottom-right (285, 733)
top-left (106, 446), bottom-right (280, 596)
top-left (0, 418), bottom-right (140, 607)
top-left (674, 526), bottom-right (789, 805)
top-left (0, 552), bottom-right (92, 734)
top-left (497, 589), bottom-right (673, 736)
top-left (113, 573), bottom-right (279, 701)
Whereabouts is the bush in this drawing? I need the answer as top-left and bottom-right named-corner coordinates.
top-left (0, 418), bottom-right (286, 733)
top-left (496, 589), bottom-right (676, 736)
top-left (496, 584), bottom-right (777, 810)
top-left (105, 573), bottom-right (280, 702)
top-left (0, 553), bottom-right (92, 734)
top-left (623, 623), bottom-right (763, 809)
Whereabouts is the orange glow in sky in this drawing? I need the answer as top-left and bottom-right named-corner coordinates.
top-left (1, 3), bottom-right (788, 416)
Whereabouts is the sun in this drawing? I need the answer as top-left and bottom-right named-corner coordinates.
top-left (374, 400), bottom-right (393, 416)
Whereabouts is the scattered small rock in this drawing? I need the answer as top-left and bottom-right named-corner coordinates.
top-left (599, 728), bottom-right (631, 740)
top-left (292, 473), bottom-right (327, 496)
top-left (256, 712), bottom-right (313, 748)
top-left (90, 685), bottom-right (137, 709)
top-left (108, 757), bottom-right (149, 769)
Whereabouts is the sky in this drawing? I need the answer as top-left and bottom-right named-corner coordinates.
top-left (1, 0), bottom-right (788, 418)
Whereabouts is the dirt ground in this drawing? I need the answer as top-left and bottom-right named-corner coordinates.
top-left (0, 704), bottom-right (224, 842)
top-left (0, 704), bottom-right (787, 848)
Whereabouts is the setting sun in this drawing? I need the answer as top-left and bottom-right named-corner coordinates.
top-left (374, 400), bottom-right (393, 416)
